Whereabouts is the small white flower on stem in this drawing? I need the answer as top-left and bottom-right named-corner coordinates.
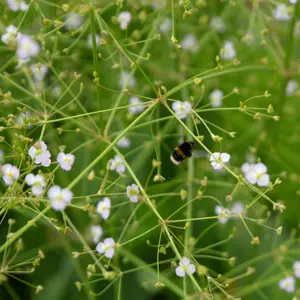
top-left (128, 97), bottom-right (144, 115)
top-left (273, 4), bottom-right (291, 21)
top-left (96, 238), bottom-right (115, 259)
top-left (116, 136), bottom-right (131, 148)
top-left (210, 16), bottom-right (226, 33)
top-left (231, 202), bottom-right (245, 215)
top-left (57, 152), bottom-right (75, 171)
top-left (181, 34), bottom-right (200, 53)
top-left (175, 257), bottom-right (196, 277)
top-left (117, 11), bottom-right (132, 30)
top-left (15, 111), bottom-right (31, 127)
top-left (30, 64), bottom-right (48, 81)
top-left (210, 152), bottom-right (230, 170)
top-left (108, 155), bottom-right (126, 174)
top-left (96, 197), bottom-right (111, 220)
top-left (278, 276), bottom-right (295, 293)
top-left (64, 13), bottom-right (84, 30)
top-left (221, 41), bottom-right (236, 60)
top-left (16, 35), bottom-right (40, 59)
top-left (119, 70), bottom-right (136, 88)
top-left (172, 101), bottom-right (192, 119)
top-left (52, 85), bottom-right (62, 98)
top-left (285, 80), bottom-right (298, 96)
top-left (1, 25), bottom-right (20, 45)
top-left (209, 89), bottom-right (224, 107)
top-left (245, 163), bottom-right (270, 187)
top-left (25, 174), bottom-right (46, 196)
top-left (29, 141), bottom-right (51, 167)
top-left (48, 185), bottom-right (73, 211)
top-left (2, 164), bottom-right (19, 186)
top-left (293, 261), bottom-right (300, 278)
top-left (126, 184), bottom-right (139, 203)
top-left (159, 18), bottom-right (172, 33)
top-left (90, 225), bottom-right (103, 244)
top-left (215, 206), bottom-right (230, 224)
top-left (6, 0), bottom-right (28, 11)
top-left (87, 34), bottom-right (101, 48)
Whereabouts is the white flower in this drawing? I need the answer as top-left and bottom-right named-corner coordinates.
top-left (293, 261), bottom-right (300, 278)
top-left (117, 11), bottom-right (131, 30)
top-left (279, 276), bottom-right (295, 293)
top-left (290, 0), bottom-right (298, 4)
top-left (175, 257), bottom-right (196, 277)
top-left (116, 136), bottom-right (131, 148)
top-left (231, 201), bottom-right (245, 216)
top-left (172, 101), bottom-right (192, 119)
top-left (181, 34), bottom-right (200, 53)
top-left (128, 97), bottom-right (144, 115)
top-left (215, 206), bottom-right (230, 224)
top-left (48, 185), bottom-right (73, 211)
top-left (245, 163), bottom-right (270, 187)
top-left (2, 164), bottom-right (19, 186)
top-left (29, 141), bottom-right (51, 167)
top-left (126, 184), bottom-right (139, 203)
top-left (210, 16), bottom-right (226, 33)
top-left (30, 64), bottom-right (48, 81)
top-left (52, 85), bottom-right (62, 98)
top-left (15, 111), bottom-right (31, 127)
top-left (108, 155), bottom-right (126, 174)
top-left (119, 70), bottom-right (136, 88)
top-left (16, 58), bottom-right (30, 70)
top-left (64, 13), bottom-right (84, 30)
top-left (241, 162), bottom-right (255, 174)
top-left (221, 41), bottom-right (236, 60)
top-left (16, 35), bottom-right (40, 59)
top-left (159, 18), bottom-right (172, 33)
top-left (1, 25), bottom-right (20, 46)
top-left (90, 225), bottom-right (103, 244)
top-left (273, 4), bottom-right (291, 21)
top-left (286, 80), bottom-right (299, 96)
top-left (6, 0), bottom-right (28, 11)
top-left (96, 237), bottom-right (115, 259)
top-left (25, 174), bottom-right (46, 196)
top-left (96, 197), bottom-right (111, 220)
top-left (209, 89), bottom-right (224, 107)
top-left (87, 33), bottom-right (101, 49)
top-left (57, 152), bottom-right (75, 171)
top-left (210, 152), bottom-right (230, 170)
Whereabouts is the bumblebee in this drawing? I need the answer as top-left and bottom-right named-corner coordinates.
top-left (170, 141), bottom-right (195, 165)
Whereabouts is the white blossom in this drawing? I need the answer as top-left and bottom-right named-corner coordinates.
top-left (290, 0), bottom-right (298, 4)
top-left (96, 237), bottom-right (115, 259)
top-left (126, 184), bottom-right (139, 203)
top-left (209, 89), bottom-right (224, 107)
top-left (57, 152), bottom-right (75, 171)
top-left (116, 136), bottom-right (131, 148)
top-left (64, 13), bottom-right (84, 30)
top-left (128, 97), bottom-right (144, 115)
top-left (6, 0), bottom-right (28, 11)
top-left (1, 25), bottom-right (20, 46)
top-left (16, 35), bottom-right (40, 59)
top-left (159, 18), bottom-right (172, 33)
top-left (119, 70), bottom-right (136, 88)
top-left (221, 41), bottom-right (236, 60)
top-left (286, 80), bottom-right (299, 96)
top-left (87, 33), bottom-right (101, 48)
top-left (48, 185), bottom-right (73, 211)
top-left (52, 85), bottom-right (62, 98)
top-left (278, 276), bottom-right (295, 293)
top-left (273, 4), bottom-right (291, 21)
top-left (96, 197), bottom-right (111, 220)
top-left (215, 205), bottom-right (230, 224)
top-left (231, 201), bottom-right (245, 216)
top-left (172, 101), bottom-right (192, 119)
top-left (175, 257), bottom-right (196, 277)
top-left (210, 16), bottom-right (226, 33)
top-left (293, 261), bottom-right (300, 278)
top-left (181, 34), bottom-right (200, 53)
top-left (29, 141), bottom-right (51, 167)
top-left (2, 164), bottom-right (19, 186)
top-left (25, 174), bottom-right (46, 196)
top-left (117, 11), bottom-right (132, 30)
top-left (108, 155), bottom-right (126, 174)
top-left (210, 152), bottom-right (230, 170)
top-left (30, 64), bottom-right (48, 81)
top-left (90, 225), bottom-right (103, 244)
top-left (15, 111), bottom-right (31, 127)
top-left (245, 163), bottom-right (270, 187)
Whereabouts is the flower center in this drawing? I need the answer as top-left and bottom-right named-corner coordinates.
top-left (64, 157), bottom-right (71, 163)
top-left (56, 193), bottom-right (63, 201)
top-left (7, 171), bottom-right (13, 177)
top-left (256, 172), bottom-right (262, 179)
top-left (129, 188), bottom-right (138, 197)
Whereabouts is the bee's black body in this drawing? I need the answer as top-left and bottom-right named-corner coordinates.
top-left (170, 141), bottom-right (195, 165)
